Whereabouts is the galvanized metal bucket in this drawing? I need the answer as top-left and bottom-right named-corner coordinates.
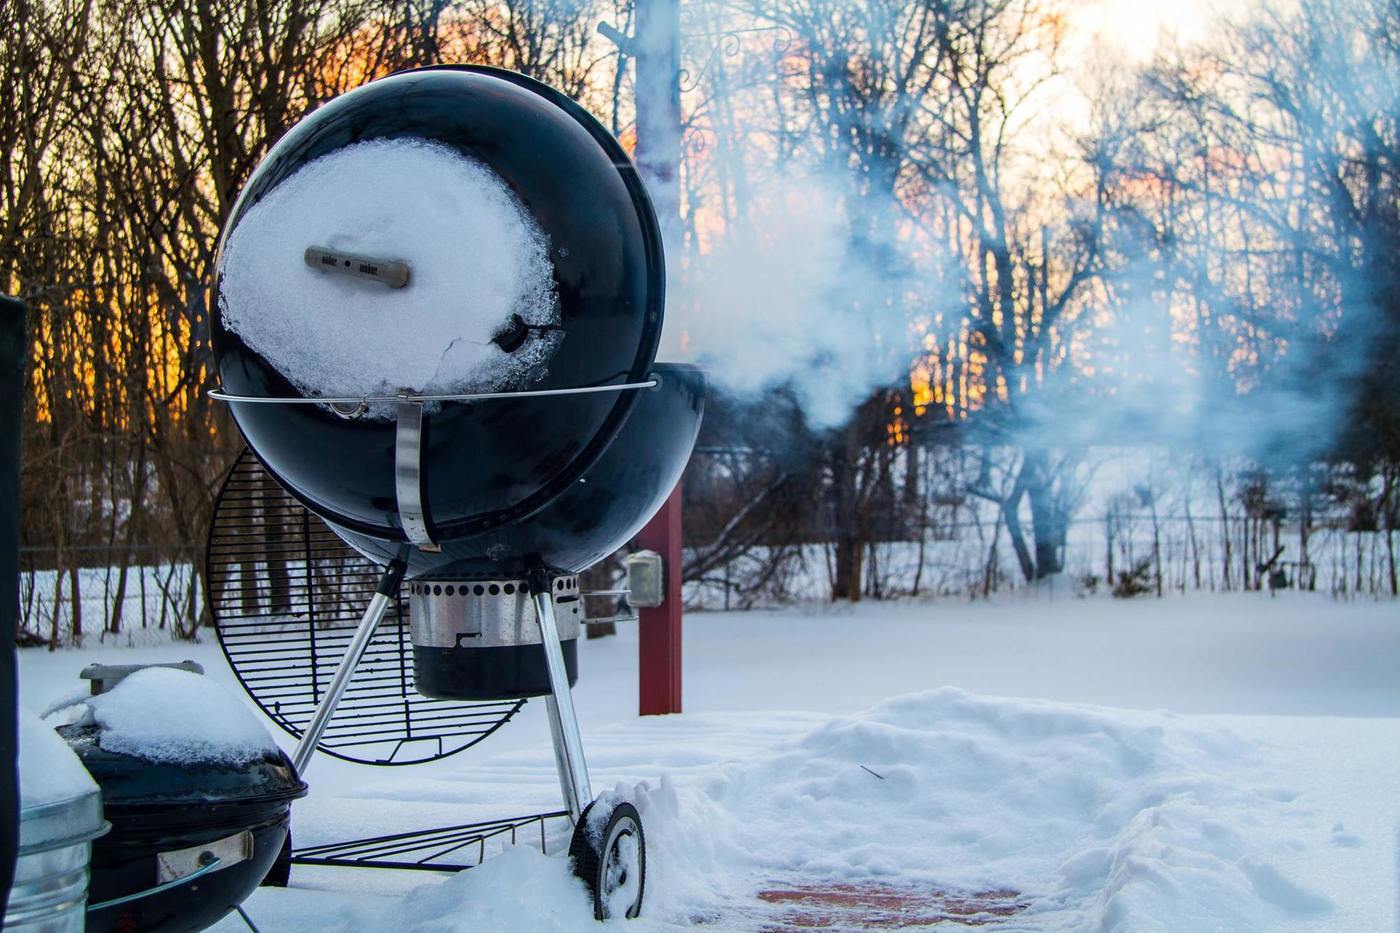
top-left (6, 790), bottom-right (108, 932)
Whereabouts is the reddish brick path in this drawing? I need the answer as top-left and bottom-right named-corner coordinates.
top-left (750, 882), bottom-right (1030, 929)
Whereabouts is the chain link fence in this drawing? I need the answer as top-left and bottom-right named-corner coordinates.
top-left (18, 509), bottom-right (1397, 645)
top-left (17, 544), bottom-right (204, 647)
top-left (684, 513), bottom-right (1399, 609)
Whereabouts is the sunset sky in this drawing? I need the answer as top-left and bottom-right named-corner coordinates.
top-left (1069, 0), bottom-right (1218, 61)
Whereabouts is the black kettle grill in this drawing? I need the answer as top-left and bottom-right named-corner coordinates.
top-left (208, 65), bottom-right (703, 921)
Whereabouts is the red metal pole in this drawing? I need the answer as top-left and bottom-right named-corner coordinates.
top-left (634, 0), bottom-right (682, 716)
top-left (637, 483), bottom-right (682, 715)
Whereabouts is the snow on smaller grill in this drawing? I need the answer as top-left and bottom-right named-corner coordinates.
top-left (50, 666), bottom-right (278, 766)
top-left (19, 707), bottom-right (96, 807)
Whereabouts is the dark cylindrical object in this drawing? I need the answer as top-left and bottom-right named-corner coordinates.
top-left (0, 295), bottom-right (25, 923)
top-left (413, 638), bottom-right (579, 701)
top-left (11, 775), bottom-right (106, 931)
top-left (407, 577), bottom-right (582, 701)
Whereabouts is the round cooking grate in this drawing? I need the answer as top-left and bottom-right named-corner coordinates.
top-left (206, 449), bottom-right (525, 765)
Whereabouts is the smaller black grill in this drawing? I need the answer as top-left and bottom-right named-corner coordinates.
top-left (54, 664), bottom-right (307, 933)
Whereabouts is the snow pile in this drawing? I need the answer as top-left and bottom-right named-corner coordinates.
top-left (633, 688), bottom-right (1335, 929)
top-left (18, 708), bottom-right (96, 809)
top-left (53, 667), bottom-right (279, 766)
top-left (369, 845), bottom-right (594, 932)
top-left (220, 139), bottom-right (559, 406)
top-left (367, 688), bottom-right (1336, 930)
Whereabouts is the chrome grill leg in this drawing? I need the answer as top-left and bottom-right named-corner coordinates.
top-left (292, 559), bottom-right (407, 775)
top-left (530, 569), bottom-right (592, 822)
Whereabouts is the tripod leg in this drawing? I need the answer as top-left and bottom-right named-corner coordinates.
top-left (292, 559), bottom-right (407, 775)
top-left (529, 569), bottom-right (592, 823)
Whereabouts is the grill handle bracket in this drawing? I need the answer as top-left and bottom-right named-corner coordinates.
top-left (395, 396), bottom-right (438, 550)
top-left (88, 855), bottom-right (225, 913)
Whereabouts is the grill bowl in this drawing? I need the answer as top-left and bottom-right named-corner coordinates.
top-left (331, 363), bottom-right (705, 578)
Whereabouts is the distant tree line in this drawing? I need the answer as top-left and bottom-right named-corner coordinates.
top-left (4, 0), bottom-right (1397, 645)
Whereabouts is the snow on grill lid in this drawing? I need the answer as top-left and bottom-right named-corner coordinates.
top-left (218, 138), bottom-right (560, 407)
top-left (61, 667), bottom-right (279, 767)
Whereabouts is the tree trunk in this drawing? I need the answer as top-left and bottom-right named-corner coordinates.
top-left (1216, 467), bottom-right (1232, 591)
top-left (107, 447), bottom-right (149, 634)
top-left (1149, 497), bottom-right (1163, 597)
top-left (1105, 510), bottom-right (1115, 587)
top-left (1184, 491), bottom-right (1201, 590)
top-left (829, 425), bottom-right (866, 601)
top-left (911, 451), bottom-right (929, 597)
top-left (1001, 486), bottom-right (1035, 583)
top-left (1383, 466), bottom-right (1396, 597)
top-left (68, 563), bottom-right (82, 644)
top-left (264, 474), bottom-right (292, 616)
top-left (581, 560), bottom-right (617, 638)
top-left (832, 533), bottom-right (864, 601)
top-left (48, 558), bottom-right (62, 651)
top-left (239, 547), bottom-right (260, 616)
top-left (903, 444), bottom-right (920, 510)
top-left (109, 556), bottom-right (130, 636)
top-left (1022, 448), bottom-right (1064, 580)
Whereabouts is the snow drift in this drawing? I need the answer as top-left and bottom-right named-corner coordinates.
top-left (18, 707), bottom-right (96, 809)
top-left (386, 688), bottom-right (1336, 931)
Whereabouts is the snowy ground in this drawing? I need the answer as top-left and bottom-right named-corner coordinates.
top-left (18, 592), bottom-right (1400, 930)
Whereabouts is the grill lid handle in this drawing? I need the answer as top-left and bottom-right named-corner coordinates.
top-left (79, 660), bottom-right (204, 696)
top-left (304, 246), bottom-right (410, 288)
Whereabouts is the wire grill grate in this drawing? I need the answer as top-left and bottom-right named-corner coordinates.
top-left (206, 450), bottom-right (525, 765)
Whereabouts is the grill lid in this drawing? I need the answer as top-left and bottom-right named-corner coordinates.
top-left (57, 725), bottom-right (306, 810)
top-left (212, 66), bottom-right (665, 547)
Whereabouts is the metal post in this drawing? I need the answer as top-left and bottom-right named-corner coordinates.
top-left (634, 0), bottom-right (682, 245)
top-left (529, 569), bottom-right (591, 822)
top-left (292, 559), bottom-right (406, 775)
top-left (637, 483), bottom-right (683, 715)
top-left (0, 295), bottom-right (25, 922)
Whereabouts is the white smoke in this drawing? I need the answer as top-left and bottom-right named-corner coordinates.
top-left (652, 0), bottom-right (1390, 463)
top-left (663, 174), bottom-right (922, 428)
